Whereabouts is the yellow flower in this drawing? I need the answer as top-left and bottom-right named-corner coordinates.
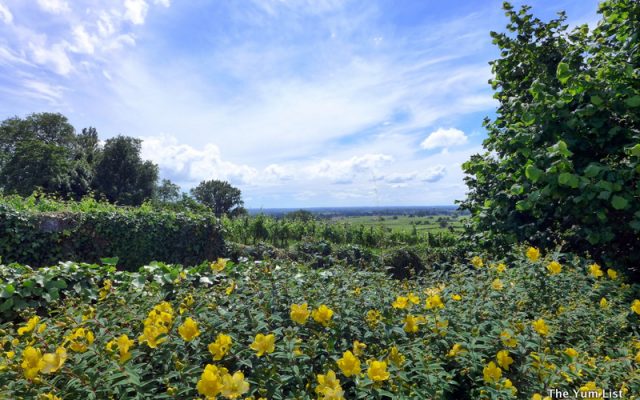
top-left (179, 294), bottom-right (195, 315)
top-left (353, 287), bottom-right (362, 296)
top-left (564, 348), bottom-right (578, 359)
top-left (631, 299), bottom-right (640, 315)
top-left (491, 278), bottom-right (504, 291)
top-left (387, 346), bottom-right (405, 367)
top-left (392, 296), bottom-right (409, 309)
top-left (250, 333), bottom-right (275, 357)
top-left (599, 297), bottom-right (608, 309)
top-left (634, 351), bottom-right (640, 363)
top-left (546, 261), bottom-right (562, 275)
top-left (21, 346), bottom-right (43, 379)
top-left (197, 364), bottom-right (225, 398)
top-left (447, 343), bottom-right (465, 358)
top-left (500, 331), bottom-right (518, 347)
top-left (290, 303), bottom-right (310, 325)
top-left (225, 280), bottom-right (236, 295)
top-left (18, 316), bottom-right (40, 336)
top-left (66, 327), bottom-right (95, 353)
top-left (407, 292), bottom-right (420, 304)
top-left (471, 256), bottom-right (483, 268)
top-left (82, 306), bottom-right (96, 321)
top-left (316, 370), bottom-right (344, 400)
top-left (40, 393), bottom-right (62, 400)
top-left (352, 340), bottom-right (367, 357)
top-left (496, 350), bottom-right (513, 370)
top-left (403, 315), bottom-right (420, 334)
top-left (496, 263), bottom-right (507, 273)
top-left (579, 381), bottom-right (599, 394)
top-left (532, 319), bottom-right (549, 336)
top-left (208, 333), bottom-right (233, 361)
top-left (336, 350), bottom-right (361, 377)
top-left (178, 317), bottom-right (201, 341)
top-left (99, 279), bottom-right (112, 300)
top-left (116, 335), bottom-right (135, 363)
top-left (607, 269), bottom-right (617, 279)
top-left (526, 247), bottom-right (540, 262)
top-left (589, 263), bottom-right (603, 278)
top-left (425, 294), bottom-right (444, 310)
top-left (482, 361), bottom-right (502, 384)
top-left (532, 394), bottom-right (551, 400)
top-left (367, 360), bottom-right (390, 382)
top-left (221, 371), bottom-right (250, 399)
top-left (211, 257), bottom-right (229, 272)
top-left (312, 305), bottom-right (334, 327)
top-left (139, 324), bottom-right (167, 349)
top-left (502, 378), bottom-right (517, 395)
top-left (40, 347), bottom-right (67, 373)
top-left (451, 294), bottom-right (462, 301)
top-left (365, 309), bottom-right (382, 328)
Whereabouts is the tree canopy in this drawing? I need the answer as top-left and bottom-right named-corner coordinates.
top-left (191, 179), bottom-right (246, 217)
top-left (460, 0), bottom-right (640, 275)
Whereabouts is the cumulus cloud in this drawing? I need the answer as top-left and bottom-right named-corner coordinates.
top-left (124, 0), bottom-right (150, 25)
top-left (140, 135), bottom-right (258, 185)
top-left (421, 165), bottom-right (447, 182)
top-left (36, 0), bottom-right (70, 14)
top-left (305, 154), bottom-right (393, 184)
top-left (420, 128), bottom-right (468, 150)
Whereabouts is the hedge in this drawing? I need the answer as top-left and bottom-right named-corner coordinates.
top-left (0, 197), bottom-right (224, 271)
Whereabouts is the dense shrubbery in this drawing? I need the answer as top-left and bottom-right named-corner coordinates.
top-left (1, 247), bottom-right (639, 399)
top-left (461, 0), bottom-right (640, 278)
top-left (0, 195), bottom-right (224, 271)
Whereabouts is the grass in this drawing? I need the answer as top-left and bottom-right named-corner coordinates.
top-left (333, 214), bottom-right (467, 234)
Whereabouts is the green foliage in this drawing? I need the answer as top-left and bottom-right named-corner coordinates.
top-left (0, 195), bottom-right (224, 271)
top-left (155, 179), bottom-right (181, 203)
top-left (460, 0), bottom-right (640, 277)
top-left (190, 180), bottom-right (245, 218)
top-left (93, 136), bottom-right (159, 206)
top-left (1, 247), bottom-right (638, 398)
top-left (0, 113), bottom-right (95, 198)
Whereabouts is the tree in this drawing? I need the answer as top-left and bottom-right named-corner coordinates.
top-left (0, 140), bottom-right (72, 196)
top-left (460, 1), bottom-right (640, 276)
top-left (0, 113), bottom-right (92, 198)
top-left (190, 180), bottom-right (244, 217)
top-left (93, 136), bottom-right (159, 205)
top-left (155, 179), bottom-right (181, 203)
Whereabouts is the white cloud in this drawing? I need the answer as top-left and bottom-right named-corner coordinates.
top-left (22, 80), bottom-right (65, 103)
top-left (124, 0), bottom-right (149, 25)
top-left (70, 25), bottom-right (96, 54)
top-left (420, 128), bottom-right (468, 150)
top-left (305, 154), bottom-right (393, 184)
top-left (154, 0), bottom-right (171, 7)
top-left (28, 41), bottom-right (73, 75)
top-left (140, 135), bottom-right (258, 186)
top-left (421, 165), bottom-right (447, 182)
top-left (36, 0), bottom-right (70, 14)
top-left (0, 2), bottom-right (12, 24)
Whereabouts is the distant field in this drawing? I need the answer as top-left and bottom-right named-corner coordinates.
top-left (333, 214), bottom-right (467, 234)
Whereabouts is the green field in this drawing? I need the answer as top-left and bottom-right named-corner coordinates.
top-left (333, 214), bottom-right (467, 234)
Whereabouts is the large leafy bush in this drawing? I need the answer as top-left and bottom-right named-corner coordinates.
top-left (460, 0), bottom-right (640, 277)
top-left (0, 195), bottom-right (224, 271)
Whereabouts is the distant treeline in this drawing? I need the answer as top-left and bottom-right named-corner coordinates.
top-left (249, 206), bottom-right (468, 219)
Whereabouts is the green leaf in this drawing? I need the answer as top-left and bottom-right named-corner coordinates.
top-left (583, 164), bottom-right (601, 178)
top-left (590, 95), bottom-right (603, 106)
top-left (558, 173), bottom-right (579, 188)
top-left (556, 62), bottom-right (571, 84)
top-left (625, 95), bottom-right (640, 107)
top-left (611, 195), bottom-right (628, 210)
top-left (525, 165), bottom-right (542, 182)
top-left (629, 144), bottom-right (640, 157)
top-left (0, 284), bottom-right (15, 298)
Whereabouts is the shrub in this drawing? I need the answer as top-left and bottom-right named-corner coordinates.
top-left (0, 195), bottom-right (224, 271)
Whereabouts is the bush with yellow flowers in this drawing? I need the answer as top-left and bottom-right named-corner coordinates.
top-left (1, 247), bottom-right (639, 399)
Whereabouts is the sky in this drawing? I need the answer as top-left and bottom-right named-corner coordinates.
top-left (0, 0), bottom-right (600, 208)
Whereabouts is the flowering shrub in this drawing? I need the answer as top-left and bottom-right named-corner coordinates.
top-left (1, 248), bottom-right (639, 398)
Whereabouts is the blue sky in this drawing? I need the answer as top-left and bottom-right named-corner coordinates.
top-left (0, 0), bottom-right (600, 208)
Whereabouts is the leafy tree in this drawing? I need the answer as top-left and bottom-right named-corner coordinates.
top-left (284, 209), bottom-right (315, 222)
top-left (190, 179), bottom-right (245, 217)
top-left (0, 141), bottom-right (72, 196)
top-left (460, 1), bottom-right (640, 276)
top-left (0, 113), bottom-right (92, 198)
top-left (93, 136), bottom-right (159, 205)
top-left (155, 179), bottom-right (181, 203)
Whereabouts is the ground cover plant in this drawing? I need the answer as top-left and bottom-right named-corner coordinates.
top-left (1, 247), bottom-right (639, 399)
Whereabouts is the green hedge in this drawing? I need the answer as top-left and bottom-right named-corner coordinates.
top-left (0, 197), bottom-right (224, 271)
